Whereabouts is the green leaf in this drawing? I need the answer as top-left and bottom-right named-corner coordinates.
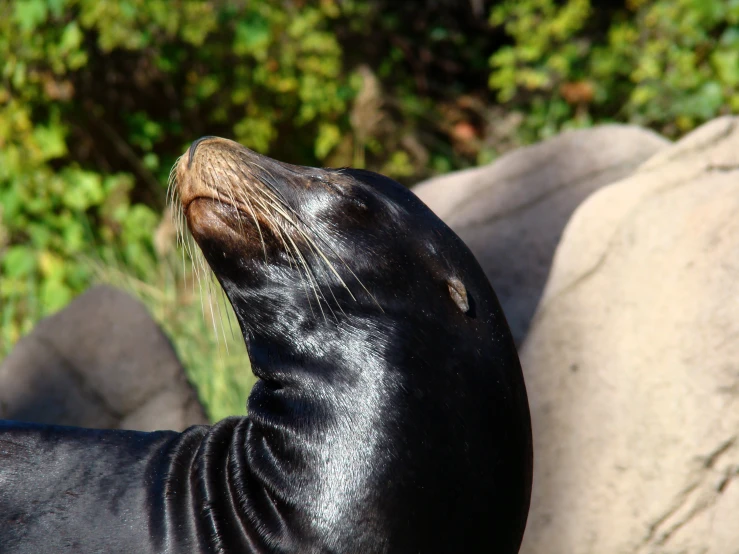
top-left (13, 0), bottom-right (48, 32)
top-left (40, 278), bottom-right (72, 314)
top-left (60, 22), bottom-right (83, 53)
top-left (712, 50), bottom-right (739, 86)
top-left (47, 0), bottom-right (69, 19)
top-left (234, 14), bottom-right (271, 56)
top-left (2, 246), bottom-right (37, 279)
top-left (32, 125), bottom-right (67, 160)
top-left (38, 251), bottom-right (66, 281)
top-left (693, 80), bottom-right (725, 118)
top-left (143, 153), bottom-right (160, 170)
top-left (27, 223), bottom-right (52, 248)
top-left (61, 220), bottom-right (86, 253)
top-left (315, 123), bottom-right (341, 160)
top-left (62, 171), bottom-right (103, 210)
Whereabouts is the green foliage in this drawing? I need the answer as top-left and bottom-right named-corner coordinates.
top-left (0, 94), bottom-right (159, 347)
top-left (490, 0), bottom-right (591, 104)
top-left (0, 0), bottom-right (353, 346)
top-left (489, 0), bottom-right (739, 142)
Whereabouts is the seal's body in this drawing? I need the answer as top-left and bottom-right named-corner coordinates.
top-left (0, 137), bottom-right (532, 553)
top-left (0, 423), bottom-right (175, 552)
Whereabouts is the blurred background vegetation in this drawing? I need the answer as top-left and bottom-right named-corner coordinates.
top-left (1, 0), bottom-right (737, 420)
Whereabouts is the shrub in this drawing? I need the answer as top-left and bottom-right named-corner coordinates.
top-left (0, 0), bottom-right (354, 355)
top-left (489, 0), bottom-right (739, 143)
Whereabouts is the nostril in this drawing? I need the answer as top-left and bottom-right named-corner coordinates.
top-left (188, 136), bottom-right (218, 169)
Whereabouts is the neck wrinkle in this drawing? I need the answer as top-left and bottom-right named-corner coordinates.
top-left (244, 356), bottom-right (396, 549)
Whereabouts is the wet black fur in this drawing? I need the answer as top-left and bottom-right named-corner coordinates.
top-left (0, 140), bottom-right (532, 553)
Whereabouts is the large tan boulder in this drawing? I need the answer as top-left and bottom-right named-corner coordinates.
top-left (520, 117), bottom-right (739, 554)
top-left (413, 125), bottom-right (669, 344)
top-left (0, 285), bottom-right (208, 431)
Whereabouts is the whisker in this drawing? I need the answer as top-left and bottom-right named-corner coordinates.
top-left (282, 227), bottom-right (324, 321)
top-left (238, 168), bottom-right (368, 316)
top-left (170, 148), bottom-right (378, 333)
top-left (219, 281), bottom-right (236, 341)
top-left (234, 183), bottom-right (268, 264)
top-left (256, 193), bottom-right (357, 305)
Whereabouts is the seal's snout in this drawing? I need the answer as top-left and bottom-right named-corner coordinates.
top-left (188, 135), bottom-right (218, 168)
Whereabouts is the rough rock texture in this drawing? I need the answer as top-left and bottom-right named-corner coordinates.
top-left (413, 125), bottom-right (669, 343)
top-left (520, 117), bottom-right (739, 554)
top-left (0, 285), bottom-right (208, 431)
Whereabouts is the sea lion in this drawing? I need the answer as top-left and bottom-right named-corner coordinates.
top-left (0, 137), bottom-right (532, 553)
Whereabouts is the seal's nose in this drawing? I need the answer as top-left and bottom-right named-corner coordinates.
top-left (188, 136), bottom-right (218, 168)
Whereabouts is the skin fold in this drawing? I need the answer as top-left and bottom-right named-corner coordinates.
top-left (0, 137), bottom-right (532, 553)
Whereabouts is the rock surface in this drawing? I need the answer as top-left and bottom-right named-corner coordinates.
top-left (413, 125), bottom-right (669, 343)
top-left (520, 117), bottom-right (739, 554)
top-left (0, 285), bottom-right (208, 431)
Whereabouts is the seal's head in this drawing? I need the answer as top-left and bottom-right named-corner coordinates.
top-left (172, 136), bottom-right (532, 552)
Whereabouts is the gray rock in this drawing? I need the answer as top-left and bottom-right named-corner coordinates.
top-left (519, 117), bottom-right (739, 554)
top-left (0, 285), bottom-right (207, 431)
top-left (413, 125), bottom-right (669, 343)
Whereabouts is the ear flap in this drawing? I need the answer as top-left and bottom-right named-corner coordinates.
top-left (447, 277), bottom-right (469, 313)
